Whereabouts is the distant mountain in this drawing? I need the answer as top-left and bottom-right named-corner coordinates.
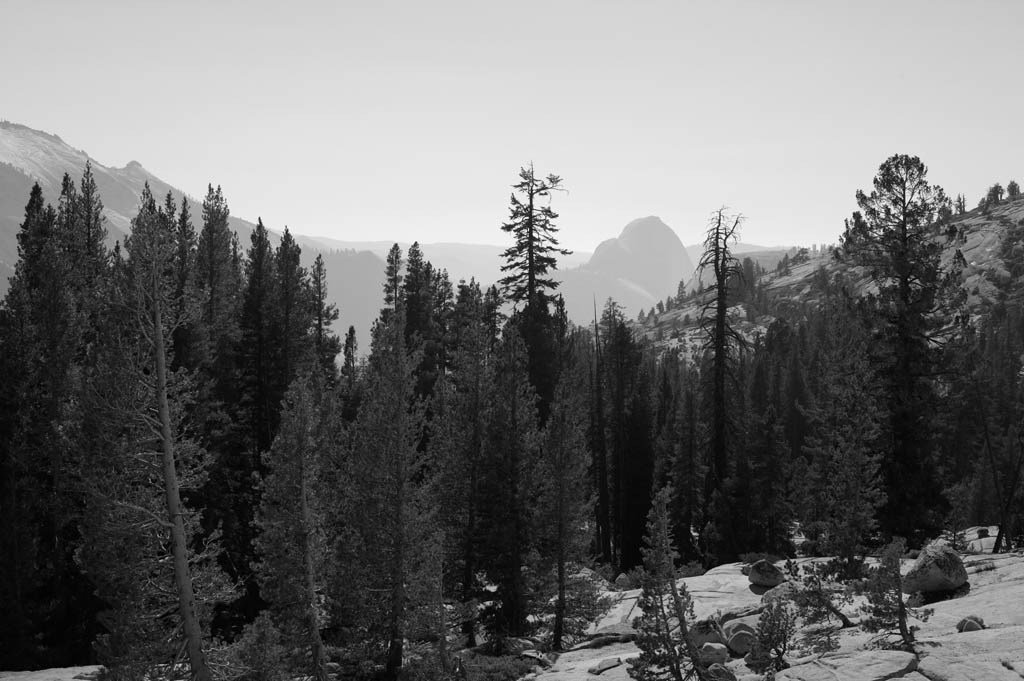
top-left (0, 121), bottom-right (391, 346)
top-left (1, 121), bottom-right (701, 345)
top-left (557, 216), bottom-right (695, 322)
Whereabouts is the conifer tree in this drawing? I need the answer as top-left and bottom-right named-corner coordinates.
top-left (499, 164), bottom-right (571, 309)
top-left (629, 487), bottom-right (710, 681)
top-left (344, 260), bottom-right (441, 680)
top-left (478, 328), bottom-right (542, 640)
top-left (697, 208), bottom-right (745, 562)
top-left (840, 154), bottom-right (962, 542)
top-left (195, 184), bottom-right (240, 367)
top-left (310, 253), bottom-right (341, 383)
top-left (0, 182), bottom-right (93, 666)
top-left (801, 288), bottom-right (885, 575)
top-left (435, 279), bottom-right (493, 646)
top-left (537, 369), bottom-right (593, 650)
top-left (79, 185), bottom-right (219, 680)
top-left (256, 374), bottom-right (333, 681)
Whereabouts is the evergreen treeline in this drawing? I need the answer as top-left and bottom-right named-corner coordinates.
top-left (1, 157), bottom-right (1023, 679)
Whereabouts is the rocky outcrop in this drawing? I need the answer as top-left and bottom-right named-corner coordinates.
top-left (748, 560), bottom-right (785, 588)
top-left (699, 642), bottom-right (730, 666)
top-left (774, 650), bottom-right (918, 680)
top-left (904, 543), bottom-right (968, 594)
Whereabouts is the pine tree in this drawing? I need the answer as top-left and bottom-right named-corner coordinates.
top-left (801, 287), bottom-right (886, 576)
top-left (478, 328), bottom-right (542, 641)
top-left (435, 279), bottom-right (493, 646)
top-left (310, 253), bottom-right (341, 383)
top-left (499, 164), bottom-right (571, 309)
top-left (0, 182), bottom-right (94, 666)
top-left (858, 538), bottom-right (931, 650)
top-left (629, 487), bottom-right (710, 681)
top-left (195, 184), bottom-right (241, 368)
top-left (273, 227), bottom-right (313, 397)
top-left (697, 208), bottom-right (745, 562)
top-left (840, 154), bottom-right (962, 543)
top-left (256, 374), bottom-right (333, 681)
top-left (343, 271), bottom-right (441, 680)
top-left (79, 184), bottom-right (219, 680)
top-left (537, 369), bottom-right (593, 650)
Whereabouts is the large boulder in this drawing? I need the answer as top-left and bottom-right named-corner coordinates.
top-left (723, 614), bottom-right (758, 656)
top-left (727, 629), bottom-right (755, 655)
top-left (722, 614), bottom-right (758, 639)
top-left (699, 642), bottom-right (730, 667)
top-left (748, 559), bottom-right (785, 588)
top-left (903, 543), bottom-right (968, 594)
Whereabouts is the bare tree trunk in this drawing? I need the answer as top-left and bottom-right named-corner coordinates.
top-left (152, 284), bottom-right (212, 681)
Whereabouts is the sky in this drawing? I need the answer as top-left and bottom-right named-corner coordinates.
top-left (2, 0), bottom-right (1022, 252)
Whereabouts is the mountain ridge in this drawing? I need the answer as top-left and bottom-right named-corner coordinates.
top-left (1, 121), bottom-right (707, 344)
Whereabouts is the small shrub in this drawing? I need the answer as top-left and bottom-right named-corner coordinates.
top-left (784, 560), bottom-right (854, 655)
top-left (745, 597), bottom-right (796, 673)
top-left (857, 538), bottom-right (933, 651)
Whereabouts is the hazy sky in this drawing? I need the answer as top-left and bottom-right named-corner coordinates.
top-left (3, 0), bottom-right (1022, 252)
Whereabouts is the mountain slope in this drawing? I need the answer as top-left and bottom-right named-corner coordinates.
top-left (639, 196), bottom-right (1024, 357)
top-left (0, 121), bottom-right (388, 346)
top-left (558, 216), bottom-right (695, 322)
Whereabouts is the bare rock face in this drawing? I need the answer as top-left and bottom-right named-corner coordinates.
top-left (748, 559), bottom-right (785, 588)
top-left (774, 650), bottom-right (918, 680)
top-left (903, 543), bottom-right (968, 594)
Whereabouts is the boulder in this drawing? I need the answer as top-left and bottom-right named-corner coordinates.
top-left (700, 642), bottom-right (730, 666)
top-left (903, 543), bottom-right (968, 594)
top-left (707, 663), bottom-right (738, 681)
top-left (587, 657), bottom-right (623, 675)
top-left (614, 572), bottom-right (633, 589)
top-left (748, 559), bottom-right (785, 588)
top-left (727, 628), bottom-right (755, 655)
top-left (722, 614), bottom-right (758, 639)
top-left (956, 615), bottom-right (985, 632)
top-left (690, 617), bottom-right (726, 646)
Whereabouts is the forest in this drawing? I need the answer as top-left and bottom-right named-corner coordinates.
top-left (1, 155), bottom-right (1024, 680)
